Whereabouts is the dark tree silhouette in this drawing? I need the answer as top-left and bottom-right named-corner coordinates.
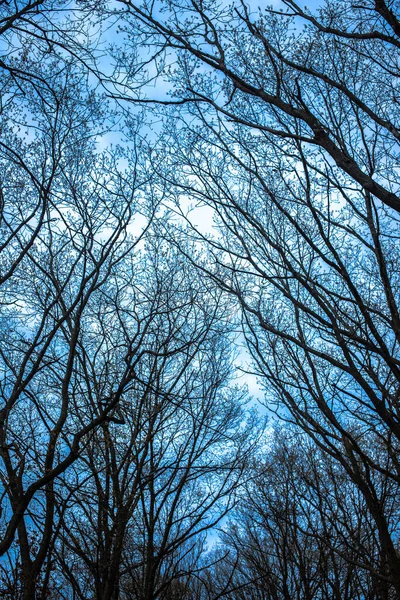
top-left (200, 429), bottom-right (399, 599)
top-left (51, 244), bottom-right (259, 600)
top-left (113, 0), bottom-right (400, 594)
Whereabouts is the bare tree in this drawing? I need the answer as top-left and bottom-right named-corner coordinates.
top-left (0, 57), bottom-right (158, 600)
top-left (116, 0), bottom-right (400, 214)
top-left (51, 242), bottom-right (260, 600)
top-left (0, 0), bottom-right (109, 284)
top-left (200, 428), bottom-right (399, 600)
top-left (110, 0), bottom-right (400, 594)
top-left (0, 4), bottom-right (262, 598)
top-left (5, 0), bottom-right (400, 596)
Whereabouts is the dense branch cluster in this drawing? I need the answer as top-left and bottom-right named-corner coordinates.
top-left (1, 0), bottom-right (400, 599)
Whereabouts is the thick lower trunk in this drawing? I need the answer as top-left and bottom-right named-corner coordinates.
top-left (96, 520), bottom-right (126, 600)
top-left (21, 573), bottom-right (36, 600)
top-left (98, 581), bottom-right (119, 600)
top-left (351, 468), bottom-right (400, 599)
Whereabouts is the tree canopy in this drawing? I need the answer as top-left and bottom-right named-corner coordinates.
top-left (1, 0), bottom-right (400, 598)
